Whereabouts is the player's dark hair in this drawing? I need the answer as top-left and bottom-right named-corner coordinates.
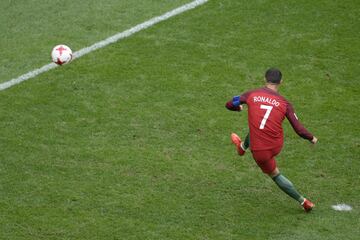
top-left (265, 68), bottom-right (282, 84)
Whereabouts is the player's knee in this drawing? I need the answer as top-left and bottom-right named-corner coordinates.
top-left (268, 167), bottom-right (280, 178)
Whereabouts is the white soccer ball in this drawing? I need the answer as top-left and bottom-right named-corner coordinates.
top-left (51, 44), bottom-right (73, 65)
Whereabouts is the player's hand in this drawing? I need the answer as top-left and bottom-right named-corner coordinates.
top-left (239, 105), bottom-right (243, 111)
top-left (311, 136), bottom-right (318, 144)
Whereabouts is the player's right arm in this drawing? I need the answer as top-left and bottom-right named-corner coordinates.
top-left (286, 103), bottom-right (317, 143)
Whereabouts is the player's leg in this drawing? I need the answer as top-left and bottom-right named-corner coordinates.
top-left (252, 149), bottom-right (314, 212)
top-left (243, 133), bottom-right (250, 149)
top-left (231, 133), bottom-right (250, 156)
top-left (270, 168), bottom-right (314, 212)
top-left (270, 168), bottom-right (304, 203)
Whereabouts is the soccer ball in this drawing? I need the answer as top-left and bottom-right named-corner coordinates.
top-left (51, 44), bottom-right (72, 65)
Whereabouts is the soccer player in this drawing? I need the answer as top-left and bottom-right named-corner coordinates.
top-left (225, 68), bottom-right (318, 212)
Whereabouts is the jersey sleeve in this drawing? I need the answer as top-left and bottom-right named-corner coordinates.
top-left (286, 103), bottom-right (314, 141)
top-left (225, 91), bottom-right (252, 111)
top-left (225, 96), bottom-right (241, 111)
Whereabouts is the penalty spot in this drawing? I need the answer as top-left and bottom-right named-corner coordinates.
top-left (331, 204), bottom-right (352, 211)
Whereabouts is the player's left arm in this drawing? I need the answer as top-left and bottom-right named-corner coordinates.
top-left (225, 91), bottom-right (251, 111)
top-left (226, 96), bottom-right (243, 111)
top-left (286, 103), bottom-right (317, 143)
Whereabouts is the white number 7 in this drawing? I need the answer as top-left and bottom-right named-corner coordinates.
top-left (259, 105), bottom-right (273, 129)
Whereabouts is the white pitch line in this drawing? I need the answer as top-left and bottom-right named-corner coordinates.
top-left (0, 0), bottom-right (208, 91)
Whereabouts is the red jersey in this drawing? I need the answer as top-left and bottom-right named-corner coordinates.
top-left (226, 87), bottom-right (313, 150)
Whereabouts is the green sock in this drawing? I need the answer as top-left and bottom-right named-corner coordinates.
top-left (243, 133), bottom-right (250, 149)
top-left (272, 174), bottom-right (304, 203)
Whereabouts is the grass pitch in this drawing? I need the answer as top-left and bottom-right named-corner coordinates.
top-left (0, 0), bottom-right (359, 239)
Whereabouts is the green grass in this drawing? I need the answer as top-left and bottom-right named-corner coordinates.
top-left (0, 0), bottom-right (359, 239)
top-left (0, 0), bottom-right (190, 82)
